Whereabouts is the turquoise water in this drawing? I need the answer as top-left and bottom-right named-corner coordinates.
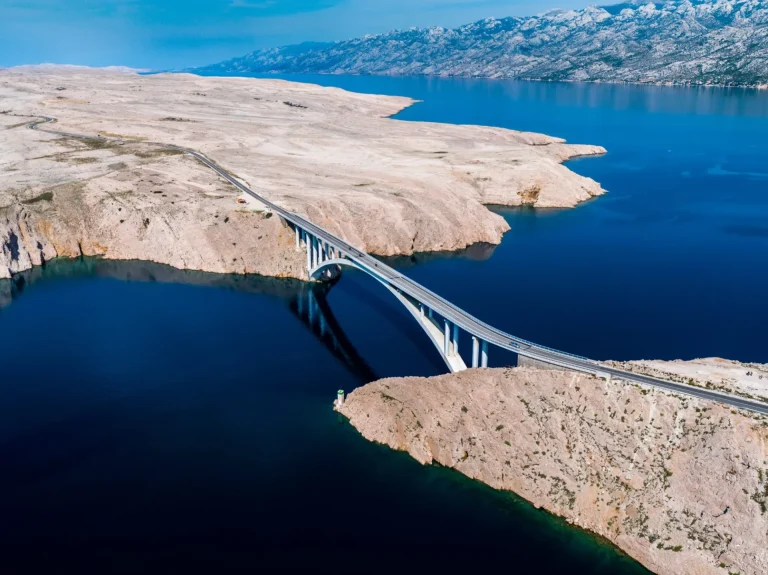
top-left (3, 76), bottom-right (767, 572)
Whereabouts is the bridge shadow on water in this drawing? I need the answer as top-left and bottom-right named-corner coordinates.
top-left (1, 256), bottom-right (381, 384)
top-left (288, 281), bottom-right (379, 383)
top-left (1, 242), bottom-right (520, 380)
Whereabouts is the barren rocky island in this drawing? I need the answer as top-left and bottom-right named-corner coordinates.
top-left (0, 66), bottom-right (605, 281)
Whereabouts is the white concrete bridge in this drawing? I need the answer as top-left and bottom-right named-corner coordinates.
top-left (28, 116), bottom-right (768, 415)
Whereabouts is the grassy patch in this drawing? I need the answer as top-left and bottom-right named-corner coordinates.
top-left (133, 148), bottom-right (185, 159)
top-left (99, 131), bottom-right (146, 141)
top-left (68, 157), bottom-right (98, 165)
top-left (59, 137), bottom-right (118, 151)
top-left (21, 191), bottom-right (54, 205)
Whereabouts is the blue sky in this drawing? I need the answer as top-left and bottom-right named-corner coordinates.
top-left (0, 0), bottom-right (591, 70)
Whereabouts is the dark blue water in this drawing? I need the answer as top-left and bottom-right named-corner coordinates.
top-left (3, 75), bottom-right (767, 573)
top-left (0, 260), bottom-right (647, 573)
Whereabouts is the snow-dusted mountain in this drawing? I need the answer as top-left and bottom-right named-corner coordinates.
top-left (195, 0), bottom-right (768, 87)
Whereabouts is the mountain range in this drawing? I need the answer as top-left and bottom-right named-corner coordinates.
top-left (195, 0), bottom-right (768, 87)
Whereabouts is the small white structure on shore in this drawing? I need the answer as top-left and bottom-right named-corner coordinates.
top-left (336, 389), bottom-right (345, 409)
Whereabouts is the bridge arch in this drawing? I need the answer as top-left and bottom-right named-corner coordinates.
top-left (309, 258), bottom-right (468, 373)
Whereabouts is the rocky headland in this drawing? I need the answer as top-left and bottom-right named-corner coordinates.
top-left (0, 66), bottom-right (605, 281)
top-left (338, 360), bottom-right (768, 575)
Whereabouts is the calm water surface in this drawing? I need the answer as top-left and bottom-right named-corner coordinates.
top-left (3, 76), bottom-right (767, 572)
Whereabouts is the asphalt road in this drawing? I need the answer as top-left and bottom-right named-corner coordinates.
top-left (27, 116), bottom-right (768, 416)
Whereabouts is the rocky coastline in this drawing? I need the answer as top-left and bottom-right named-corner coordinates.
top-left (338, 361), bottom-right (768, 575)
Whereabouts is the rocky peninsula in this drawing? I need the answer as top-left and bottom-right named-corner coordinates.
top-left (338, 360), bottom-right (768, 575)
top-left (0, 66), bottom-right (605, 281)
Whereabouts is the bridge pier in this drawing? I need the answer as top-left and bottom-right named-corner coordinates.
top-left (481, 340), bottom-right (488, 368)
top-left (295, 226), bottom-right (301, 250)
top-left (452, 324), bottom-right (459, 355)
top-left (472, 336), bottom-right (479, 368)
top-left (306, 233), bottom-right (312, 271)
top-left (443, 321), bottom-right (450, 356)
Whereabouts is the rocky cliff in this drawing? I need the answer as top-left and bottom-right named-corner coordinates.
top-left (0, 67), bottom-right (605, 281)
top-left (339, 361), bottom-right (768, 575)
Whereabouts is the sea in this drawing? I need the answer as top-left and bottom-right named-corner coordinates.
top-left (2, 74), bottom-right (767, 573)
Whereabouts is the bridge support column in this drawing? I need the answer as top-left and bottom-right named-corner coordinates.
top-left (306, 234), bottom-right (312, 271)
top-left (472, 336), bottom-right (480, 368)
top-left (313, 236), bottom-right (319, 268)
top-left (452, 324), bottom-right (459, 356)
top-left (295, 226), bottom-right (300, 250)
top-left (481, 340), bottom-right (488, 368)
top-left (443, 321), bottom-right (451, 356)
top-left (419, 303), bottom-right (425, 319)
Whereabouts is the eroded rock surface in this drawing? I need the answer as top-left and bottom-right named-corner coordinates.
top-left (0, 66), bottom-right (605, 279)
top-left (339, 362), bottom-right (768, 575)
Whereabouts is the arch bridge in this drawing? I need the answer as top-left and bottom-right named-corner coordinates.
top-left (26, 116), bottom-right (768, 415)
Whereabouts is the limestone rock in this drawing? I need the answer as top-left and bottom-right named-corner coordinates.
top-left (340, 363), bottom-right (768, 575)
top-left (0, 67), bottom-right (605, 278)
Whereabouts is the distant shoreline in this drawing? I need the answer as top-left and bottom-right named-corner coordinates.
top-left (188, 69), bottom-right (768, 92)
